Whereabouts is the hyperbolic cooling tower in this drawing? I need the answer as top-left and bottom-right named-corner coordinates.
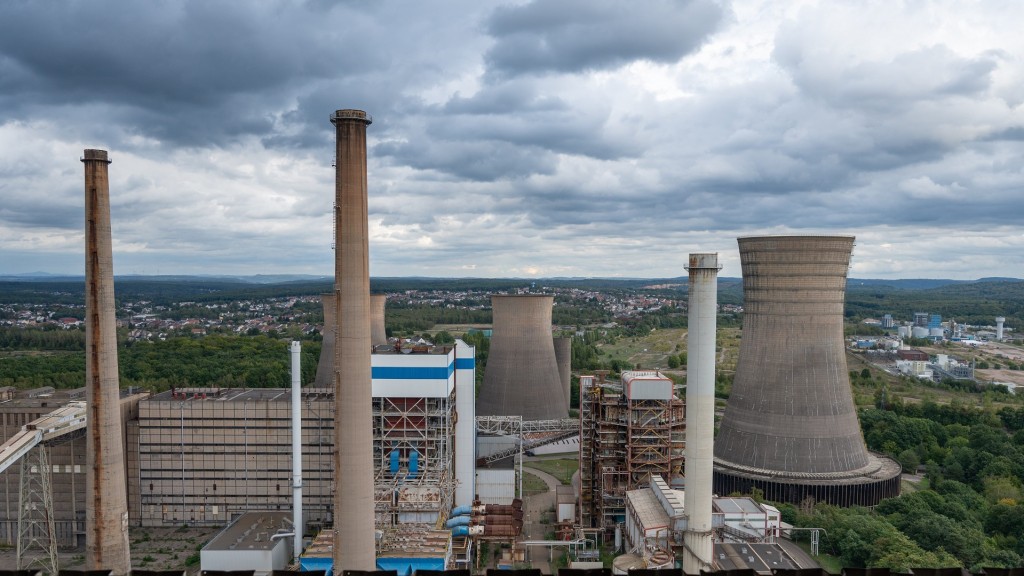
top-left (82, 149), bottom-right (132, 575)
top-left (713, 236), bottom-right (900, 506)
top-left (313, 293), bottom-right (335, 387)
top-left (330, 109), bottom-right (375, 570)
top-left (553, 336), bottom-right (572, 408)
top-left (477, 295), bottom-right (569, 420)
top-left (371, 294), bottom-right (388, 346)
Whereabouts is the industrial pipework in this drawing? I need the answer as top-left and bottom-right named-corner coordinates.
top-left (683, 253), bottom-right (720, 574)
top-left (291, 341), bottom-right (304, 561)
top-left (330, 109), bottom-right (375, 571)
top-left (82, 149), bottom-right (132, 575)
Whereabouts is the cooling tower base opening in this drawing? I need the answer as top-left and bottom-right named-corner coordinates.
top-left (712, 453), bottom-right (902, 507)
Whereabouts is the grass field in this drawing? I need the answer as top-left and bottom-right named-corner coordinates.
top-left (523, 458), bottom-right (578, 485)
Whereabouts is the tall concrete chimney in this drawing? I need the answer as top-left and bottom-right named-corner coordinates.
top-left (371, 294), bottom-right (388, 346)
top-left (313, 294), bottom-right (335, 387)
top-left (82, 149), bottom-right (131, 575)
top-left (477, 295), bottom-right (569, 421)
top-left (713, 236), bottom-right (901, 506)
top-left (553, 336), bottom-right (572, 408)
top-left (996, 317), bottom-right (1005, 341)
top-left (330, 109), bottom-right (375, 571)
top-left (683, 253), bottom-right (719, 575)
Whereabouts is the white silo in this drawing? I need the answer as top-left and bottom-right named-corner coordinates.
top-left (996, 317), bottom-right (1005, 340)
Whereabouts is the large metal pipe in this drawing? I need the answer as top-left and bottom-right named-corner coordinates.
top-left (477, 295), bottom-right (568, 420)
top-left (553, 336), bottom-right (572, 408)
top-left (683, 253), bottom-right (719, 575)
top-left (330, 109), bottom-right (375, 571)
top-left (82, 149), bottom-right (131, 575)
top-left (371, 294), bottom-right (388, 346)
top-left (291, 340), bottom-right (304, 561)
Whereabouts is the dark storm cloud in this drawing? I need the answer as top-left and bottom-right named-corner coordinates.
top-left (0, 1), bottom-right (381, 147)
top-left (375, 139), bottom-right (558, 181)
top-left (484, 0), bottom-right (726, 77)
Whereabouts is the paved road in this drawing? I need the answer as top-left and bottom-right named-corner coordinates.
top-left (522, 466), bottom-right (562, 573)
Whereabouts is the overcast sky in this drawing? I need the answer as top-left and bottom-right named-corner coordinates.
top-left (2, 0), bottom-right (1023, 280)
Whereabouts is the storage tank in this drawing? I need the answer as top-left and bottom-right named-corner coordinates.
top-left (912, 326), bottom-right (929, 339)
top-left (929, 327), bottom-right (944, 338)
top-left (612, 554), bottom-right (646, 575)
top-left (897, 326), bottom-right (910, 339)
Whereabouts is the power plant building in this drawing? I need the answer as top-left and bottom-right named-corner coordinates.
top-left (477, 295), bottom-right (569, 421)
top-left (578, 371), bottom-right (685, 542)
top-left (126, 339), bottom-right (475, 534)
top-left (713, 236), bottom-right (901, 506)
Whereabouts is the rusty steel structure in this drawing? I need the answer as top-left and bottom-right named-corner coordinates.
top-left (578, 372), bottom-right (685, 543)
top-left (371, 294), bottom-right (388, 346)
top-left (713, 236), bottom-right (901, 506)
top-left (330, 109), bottom-right (375, 570)
top-left (477, 295), bottom-right (568, 421)
top-left (82, 149), bottom-right (132, 575)
top-left (553, 336), bottom-right (572, 408)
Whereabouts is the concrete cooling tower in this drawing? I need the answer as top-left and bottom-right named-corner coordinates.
top-left (477, 295), bottom-right (569, 420)
top-left (553, 336), bottom-right (572, 408)
top-left (371, 294), bottom-right (388, 346)
top-left (313, 293), bottom-right (335, 388)
top-left (713, 236), bottom-right (901, 506)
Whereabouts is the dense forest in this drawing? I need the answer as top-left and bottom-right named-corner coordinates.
top-left (782, 397), bottom-right (1024, 570)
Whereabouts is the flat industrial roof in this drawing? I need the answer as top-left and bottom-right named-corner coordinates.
top-left (714, 497), bottom-right (764, 515)
top-left (626, 487), bottom-right (669, 530)
top-left (203, 511), bottom-right (292, 552)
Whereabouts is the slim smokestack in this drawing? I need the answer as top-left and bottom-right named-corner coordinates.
top-left (82, 149), bottom-right (131, 575)
top-left (477, 295), bottom-right (569, 421)
top-left (683, 253), bottom-right (719, 574)
top-left (330, 109), bottom-right (375, 571)
top-left (291, 341), bottom-right (304, 561)
top-left (371, 294), bottom-right (387, 346)
top-left (313, 294), bottom-right (335, 387)
top-left (553, 336), bottom-right (572, 408)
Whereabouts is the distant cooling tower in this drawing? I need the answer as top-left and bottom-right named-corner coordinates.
top-left (553, 336), bottom-right (572, 408)
top-left (371, 294), bottom-right (388, 346)
top-left (313, 293), bottom-right (335, 387)
top-left (713, 236), bottom-right (901, 506)
top-left (477, 295), bottom-right (569, 420)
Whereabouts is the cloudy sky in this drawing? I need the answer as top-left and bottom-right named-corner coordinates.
top-left (1, 0), bottom-right (1022, 280)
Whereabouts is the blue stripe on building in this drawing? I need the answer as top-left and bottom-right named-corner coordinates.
top-left (455, 358), bottom-right (475, 370)
top-left (372, 362), bottom-right (455, 380)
